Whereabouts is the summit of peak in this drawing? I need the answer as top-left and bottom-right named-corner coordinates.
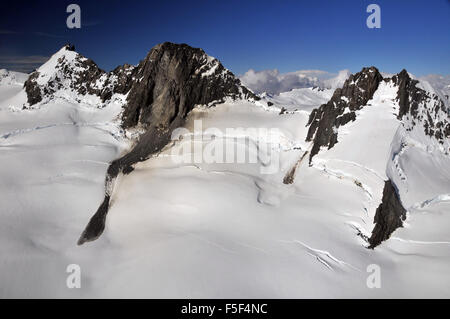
top-left (63, 44), bottom-right (76, 52)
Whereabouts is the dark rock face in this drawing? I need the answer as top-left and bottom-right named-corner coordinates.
top-left (305, 67), bottom-right (383, 162)
top-left (24, 72), bottom-right (42, 105)
top-left (369, 180), bottom-right (407, 248)
top-left (78, 42), bottom-right (257, 245)
top-left (77, 195), bottom-right (110, 245)
top-left (393, 69), bottom-right (449, 149)
top-left (122, 42), bottom-right (256, 129)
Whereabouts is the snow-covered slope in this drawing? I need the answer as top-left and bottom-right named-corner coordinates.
top-left (0, 69), bottom-right (28, 105)
top-left (0, 43), bottom-right (449, 298)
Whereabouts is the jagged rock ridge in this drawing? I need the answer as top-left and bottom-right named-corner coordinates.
top-left (305, 66), bottom-right (383, 162)
top-left (393, 70), bottom-right (449, 151)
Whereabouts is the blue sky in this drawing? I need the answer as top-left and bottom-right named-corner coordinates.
top-left (0, 0), bottom-right (449, 75)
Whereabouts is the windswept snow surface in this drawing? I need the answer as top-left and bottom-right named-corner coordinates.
top-left (0, 76), bottom-right (449, 298)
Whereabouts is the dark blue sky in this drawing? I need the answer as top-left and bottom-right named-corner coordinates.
top-left (1, 0), bottom-right (449, 75)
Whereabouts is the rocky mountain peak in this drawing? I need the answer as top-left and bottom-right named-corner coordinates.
top-left (23, 45), bottom-right (108, 105)
top-left (332, 66), bottom-right (383, 109)
top-left (369, 180), bottom-right (407, 248)
top-left (305, 66), bottom-right (384, 161)
top-left (121, 42), bottom-right (257, 129)
top-left (393, 68), bottom-right (449, 151)
top-left (64, 44), bottom-right (76, 51)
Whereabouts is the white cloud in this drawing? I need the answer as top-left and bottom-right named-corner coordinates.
top-left (0, 30), bottom-right (18, 34)
top-left (240, 68), bottom-right (350, 95)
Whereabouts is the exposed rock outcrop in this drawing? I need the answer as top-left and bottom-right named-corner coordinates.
top-left (393, 69), bottom-right (449, 150)
top-left (305, 67), bottom-right (383, 162)
top-left (77, 42), bottom-right (257, 245)
top-left (24, 72), bottom-right (43, 105)
top-left (369, 180), bottom-right (407, 248)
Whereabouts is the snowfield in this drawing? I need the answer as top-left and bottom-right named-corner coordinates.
top-left (0, 67), bottom-right (449, 298)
